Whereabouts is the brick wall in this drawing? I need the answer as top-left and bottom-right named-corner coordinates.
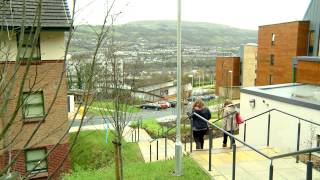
top-left (47, 143), bottom-right (72, 179)
top-left (0, 61), bottom-right (69, 150)
top-left (215, 57), bottom-right (240, 96)
top-left (256, 21), bottom-right (309, 86)
top-left (0, 143), bottom-right (71, 179)
top-left (0, 61), bottom-right (70, 179)
top-left (296, 60), bottom-right (320, 84)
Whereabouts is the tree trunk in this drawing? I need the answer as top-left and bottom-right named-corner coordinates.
top-left (113, 137), bottom-right (123, 180)
top-left (112, 140), bottom-right (121, 180)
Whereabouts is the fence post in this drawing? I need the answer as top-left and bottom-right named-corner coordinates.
top-left (307, 160), bottom-right (313, 180)
top-left (269, 161), bottom-right (273, 180)
top-left (156, 140), bottom-right (159, 160)
top-left (267, 112), bottom-right (271, 146)
top-left (232, 143), bottom-right (236, 180)
top-left (190, 118), bottom-right (193, 153)
top-left (135, 129), bottom-right (137, 142)
top-left (244, 122), bottom-right (247, 142)
top-left (296, 120), bottom-right (301, 163)
top-left (150, 143), bottom-right (152, 162)
top-left (131, 132), bottom-right (134, 142)
top-left (138, 120), bottom-right (140, 142)
top-left (209, 129), bottom-right (213, 171)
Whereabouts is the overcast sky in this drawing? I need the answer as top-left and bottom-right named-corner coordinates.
top-left (68, 0), bottom-right (311, 30)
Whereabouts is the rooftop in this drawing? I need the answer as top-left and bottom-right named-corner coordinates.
top-left (241, 83), bottom-right (320, 110)
top-left (0, 0), bottom-right (71, 29)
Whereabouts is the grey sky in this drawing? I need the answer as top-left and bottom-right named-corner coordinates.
top-left (68, 0), bottom-right (311, 30)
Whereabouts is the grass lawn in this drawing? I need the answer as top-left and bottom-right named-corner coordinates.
top-left (87, 100), bottom-right (141, 115)
top-left (131, 119), bottom-right (190, 138)
top-left (64, 156), bottom-right (211, 180)
top-left (68, 130), bottom-right (143, 170)
top-left (65, 130), bottom-right (211, 180)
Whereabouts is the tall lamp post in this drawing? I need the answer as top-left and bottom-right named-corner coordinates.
top-left (175, 0), bottom-right (183, 176)
top-left (229, 70), bottom-right (233, 100)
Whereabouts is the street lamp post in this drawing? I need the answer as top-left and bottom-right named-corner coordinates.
top-left (175, 0), bottom-right (183, 176)
top-left (229, 70), bottom-right (233, 100)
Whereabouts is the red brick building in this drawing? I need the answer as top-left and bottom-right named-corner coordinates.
top-left (215, 57), bottom-right (240, 98)
top-left (256, 21), bottom-right (310, 86)
top-left (0, 1), bottom-right (71, 179)
top-left (294, 57), bottom-right (320, 85)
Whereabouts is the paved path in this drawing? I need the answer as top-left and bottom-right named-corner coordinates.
top-left (189, 138), bottom-right (320, 180)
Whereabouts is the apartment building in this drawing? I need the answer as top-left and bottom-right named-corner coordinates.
top-left (0, 0), bottom-right (71, 179)
top-left (215, 56), bottom-right (240, 99)
top-left (256, 0), bottom-right (320, 86)
top-left (255, 21), bottom-right (310, 86)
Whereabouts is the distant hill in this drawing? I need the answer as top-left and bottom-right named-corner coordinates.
top-left (70, 20), bottom-right (257, 51)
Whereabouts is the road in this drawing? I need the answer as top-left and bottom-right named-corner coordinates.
top-left (69, 106), bottom-right (192, 127)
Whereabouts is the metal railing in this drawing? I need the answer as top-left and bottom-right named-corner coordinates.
top-left (190, 109), bottom-right (320, 180)
top-left (148, 116), bottom-right (190, 162)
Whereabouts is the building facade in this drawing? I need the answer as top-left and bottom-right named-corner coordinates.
top-left (0, 1), bottom-right (71, 179)
top-left (255, 21), bottom-right (310, 86)
top-left (241, 43), bottom-right (258, 87)
top-left (215, 56), bottom-right (240, 99)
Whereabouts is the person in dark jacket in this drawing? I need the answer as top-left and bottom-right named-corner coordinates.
top-left (190, 99), bottom-right (211, 149)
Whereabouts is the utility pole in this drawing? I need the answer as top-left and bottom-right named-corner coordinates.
top-left (175, 0), bottom-right (183, 176)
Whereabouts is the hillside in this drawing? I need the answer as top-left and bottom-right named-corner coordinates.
top-left (70, 20), bottom-right (257, 52)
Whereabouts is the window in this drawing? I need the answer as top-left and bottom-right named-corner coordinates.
top-left (270, 54), bottom-right (274, 66)
top-left (17, 32), bottom-right (41, 60)
top-left (308, 31), bottom-right (315, 55)
top-left (22, 92), bottom-right (45, 119)
top-left (317, 135), bottom-right (320, 148)
top-left (25, 148), bottom-right (47, 173)
top-left (268, 75), bottom-right (272, 85)
top-left (271, 33), bottom-right (276, 45)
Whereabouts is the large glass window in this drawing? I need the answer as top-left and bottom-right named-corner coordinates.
top-left (17, 32), bottom-right (41, 60)
top-left (22, 92), bottom-right (45, 119)
top-left (25, 148), bottom-right (47, 173)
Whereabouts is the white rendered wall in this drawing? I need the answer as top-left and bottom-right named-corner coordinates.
top-left (240, 92), bottom-right (320, 153)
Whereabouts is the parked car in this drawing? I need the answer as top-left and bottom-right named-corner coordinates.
top-left (140, 103), bottom-right (161, 110)
top-left (157, 101), bottom-right (170, 109)
top-left (187, 96), bottom-right (199, 102)
top-left (168, 100), bottom-right (177, 108)
top-left (202, 95), bottom-right (216, 101)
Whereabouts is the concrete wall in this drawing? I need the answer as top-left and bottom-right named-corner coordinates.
top-left (0, 31), bottom-right (65, 61)
top-left (242, 44), bottom-right (258, 87)
top-left (0, 31), bottom-right (18, 61)
top-left (40, 32), bottom-right (65, 60)
top-left (240, 92), bottom-right (320, 153)
top-left (256, 21), bottom-right (309, 86)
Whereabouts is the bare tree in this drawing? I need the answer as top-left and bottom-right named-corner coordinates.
top-left (0, 0), bottom-right (120, 179)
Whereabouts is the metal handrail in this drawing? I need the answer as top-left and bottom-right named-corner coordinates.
top-left (193, 112), bottom-right (272, 160)
top-left (272, 109), bottom-right (320, 127)
top-left (271, 147), bottom-right (320, 160)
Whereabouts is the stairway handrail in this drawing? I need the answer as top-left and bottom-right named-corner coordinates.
top-left (272, 108), bottom-right (320, 127)
top-left (192, 112), bottom-right (272, 160)
top-left (271, 147), bottom-right (320, 160)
